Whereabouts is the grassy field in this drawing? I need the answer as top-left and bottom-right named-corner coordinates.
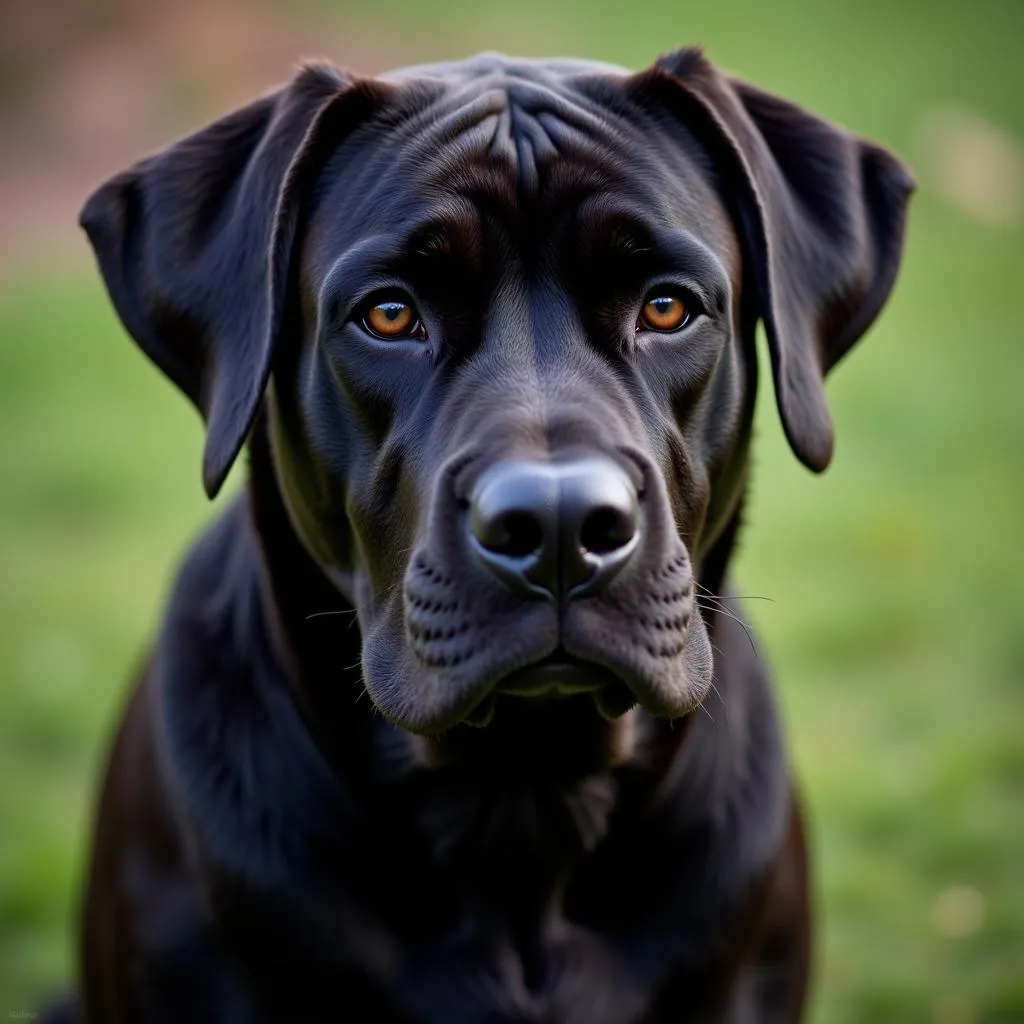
top-left (1, 0), bottom-right (1022, 1019)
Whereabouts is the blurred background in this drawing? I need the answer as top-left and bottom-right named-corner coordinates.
top-left (1, 0), bottom-right (1021, 1019)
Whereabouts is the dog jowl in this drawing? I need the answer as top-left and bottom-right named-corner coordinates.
top-left (67, 48), bottom-right (912, 1024)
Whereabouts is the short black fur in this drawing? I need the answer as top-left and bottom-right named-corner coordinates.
top-left (61, 47), bottom-right (912, 1023)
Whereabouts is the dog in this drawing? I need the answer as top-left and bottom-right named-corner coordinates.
top-left (57, 45), bottom-right (912, 1023)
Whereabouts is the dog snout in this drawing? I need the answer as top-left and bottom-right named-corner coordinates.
top-left (468, 456), bottom-right (640, 600)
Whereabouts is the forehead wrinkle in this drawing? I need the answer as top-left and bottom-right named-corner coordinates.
top-left (309, 64), bottom-right (739, 312)
top-left (488, 100), bottom-right (550, 196)
top-left (489, 81), bottom-right (616, 198)
top-left (407, 73), bottom-right (640, 202)
top-left (401, 87), bottom-right (507, 150)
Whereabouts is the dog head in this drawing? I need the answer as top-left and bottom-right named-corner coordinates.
top-left (81, 49), bottom-right (912, 736)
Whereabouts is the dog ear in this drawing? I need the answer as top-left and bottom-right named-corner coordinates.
top-left (636, 48), bottom-right (914, 471)
top-left (80, 64), bottom-right (387, 497)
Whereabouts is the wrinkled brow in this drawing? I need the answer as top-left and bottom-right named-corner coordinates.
top-left (405, 203), bottom-right (485, 274)
top-left (574, 200), bottom-right (732, 312)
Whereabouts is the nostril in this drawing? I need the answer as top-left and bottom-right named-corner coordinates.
top-left (473, 503), bottom-right (548, 561)
top-left (580, 505), bottom-right (636, 555)
top-left (474, 509), bottom-right (544, 559)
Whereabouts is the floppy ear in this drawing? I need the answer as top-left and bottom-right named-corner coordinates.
top-left (636, 48), bottom-right (914, 471)
top-left (80, 64), bottom-right (386, 497)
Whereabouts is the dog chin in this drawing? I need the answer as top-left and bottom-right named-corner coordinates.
top-left (362, 616), bottom-right (714, 743)
top-left (406, 693), bottom-right (646, 772)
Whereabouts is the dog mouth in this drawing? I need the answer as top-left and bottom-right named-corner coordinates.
top-left (500, 651), bottom-right (616, 697)
top-left (392, 517), bottom-right (710, 734)
top-left (461, 650), bottom-right (637, 727)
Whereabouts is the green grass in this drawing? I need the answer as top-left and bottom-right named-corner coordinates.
top-left (1, 0), bottom-right (1023, 1019)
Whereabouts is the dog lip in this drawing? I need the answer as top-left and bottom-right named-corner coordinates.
top-left (497, 650), bottom-right (620, 699)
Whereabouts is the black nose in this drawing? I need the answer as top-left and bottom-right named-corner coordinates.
top-left (468, 457), bottom-right (640, 599)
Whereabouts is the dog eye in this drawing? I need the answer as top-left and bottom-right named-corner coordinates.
top-left (361, 296), bottom-right (425, 341)
top-left (638, 292), bottom-right (691, 333)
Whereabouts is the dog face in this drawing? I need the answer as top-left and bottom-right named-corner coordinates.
top-left (81, 50), bottom-right (913, 736)
top-left (270, 57), bottom-right (749, 733)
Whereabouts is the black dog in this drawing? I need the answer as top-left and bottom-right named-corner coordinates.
top-left (63, 47), bottom-right (912, 1023)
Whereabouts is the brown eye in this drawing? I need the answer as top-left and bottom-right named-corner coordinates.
top-left (363, 299), bottom-right (422, 340)
top-left (639, 293), bottom-right (690, 333)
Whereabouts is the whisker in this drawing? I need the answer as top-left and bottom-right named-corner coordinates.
top-left (695, 582), bottom-right (773, 604)
top-left (305, 609), bottom-right (358, 621)
top-left (706, 679), bottom-right (728, 724)
top-left (696, 598), bottom-right (759, 659)
top-left (310, 572), bottom-right (412, 627)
